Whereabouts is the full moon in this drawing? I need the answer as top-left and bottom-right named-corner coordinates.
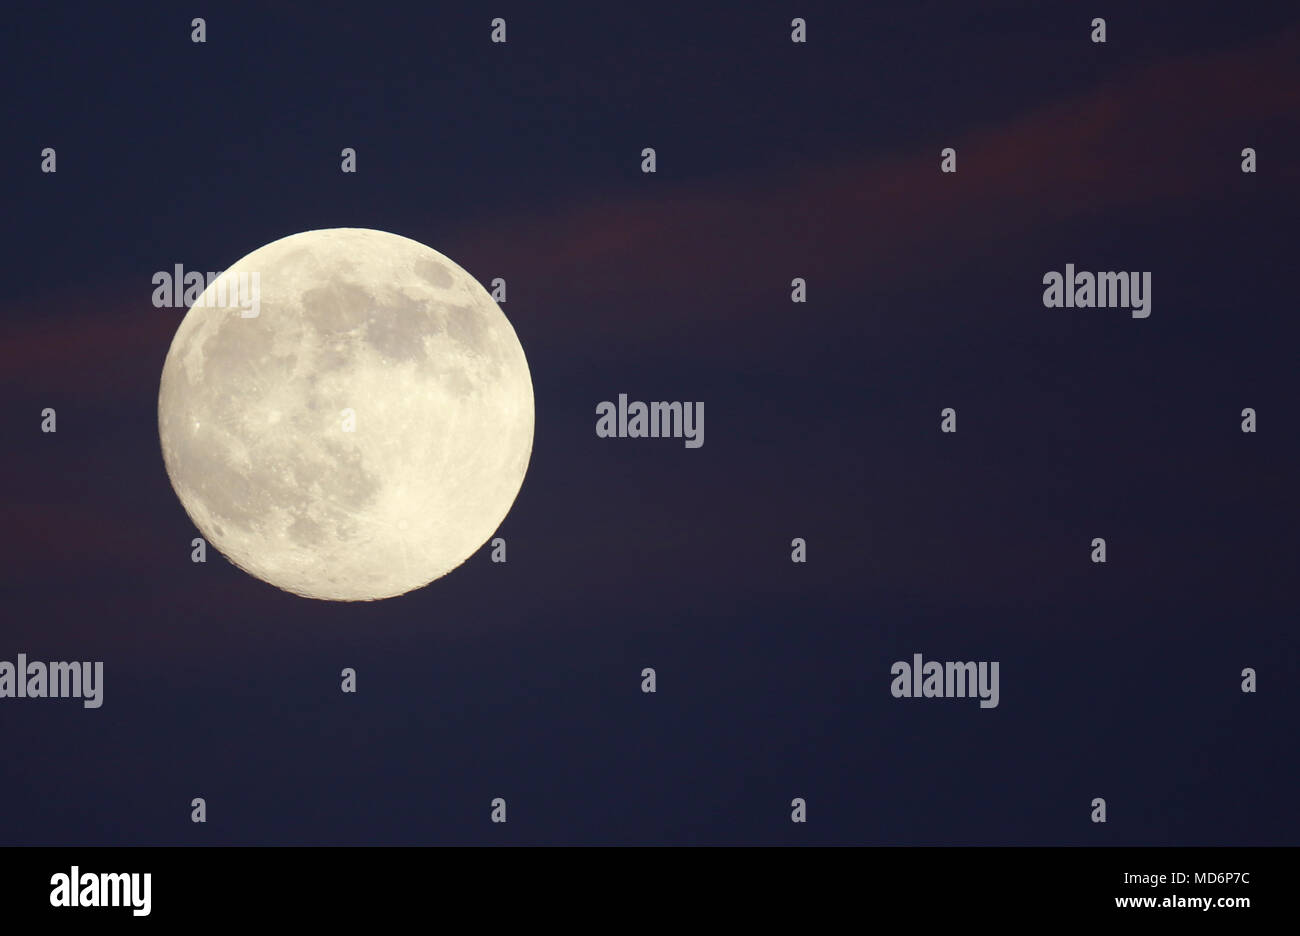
top-left (157, 228), bottom-right (534, 601)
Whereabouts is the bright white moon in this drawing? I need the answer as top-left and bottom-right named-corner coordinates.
top-left (158, 228), bottom-right (534, 601)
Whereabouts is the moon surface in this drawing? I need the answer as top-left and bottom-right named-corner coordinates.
top-left (158, 228), bottom-right (534, 601)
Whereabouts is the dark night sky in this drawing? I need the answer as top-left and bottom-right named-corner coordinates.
top-left (1, 2), bottom-right (1297, 845)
